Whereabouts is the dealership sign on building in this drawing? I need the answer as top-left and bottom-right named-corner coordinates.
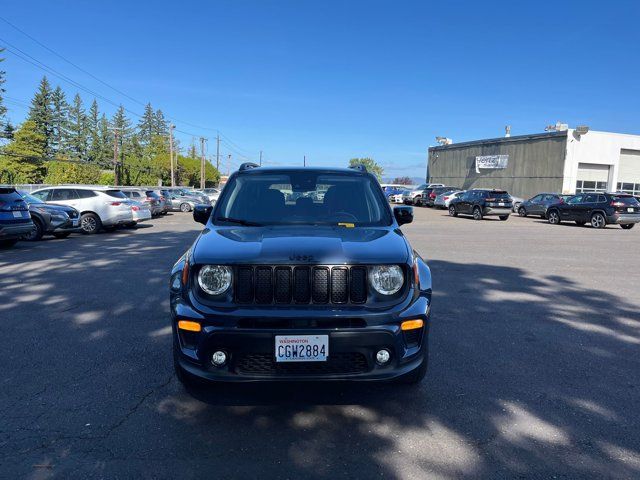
top-left (475, 155), bottom-right (509, 173)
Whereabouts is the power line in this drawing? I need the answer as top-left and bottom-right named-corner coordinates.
top-left (1, 19), bottom-right (260, 160)
top-left (0, 15), bottom-right (148, 108)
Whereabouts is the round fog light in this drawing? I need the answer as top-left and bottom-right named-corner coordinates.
top-left (376, 349), bottom-right (391, 365)
top-left (211, 351), bottom-right (227, 366)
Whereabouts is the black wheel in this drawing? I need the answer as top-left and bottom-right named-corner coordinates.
top-left (0, 239), bottom-right (19, 248)
top-left (575, 221), bottom-right (586, 226)
top-left (620, 224), bottom-right (635, 230)
top-left (590, 212), bottom-right (606, 229)
top-left (24, 218), bottom-right (44, 241)
top-left (397, 351), bottom-right (428, 385)
top-left (80, 213), bottom-right (101, 234)
top-left (548, 210), bottom-right (561, 225)
top-left (52, 232), bottom-right (71, 239)
top-left (473, 206), bottom-right (483, 221)
top-left (448, 205), bottom-right (457, 217)
top-left (499, 215), bottom-right (509, 221)
top-left (180, 203), bottom-right (192, 212)
top-left (518, 207), bottom-right (527, 217)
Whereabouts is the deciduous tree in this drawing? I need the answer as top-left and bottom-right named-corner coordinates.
top-left (348, 157), bottom-right (384, 181)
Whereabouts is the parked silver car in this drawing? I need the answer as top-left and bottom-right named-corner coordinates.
top-left (128, 200), bottom-right (152, 224)
top-left (121, 188), bottom-right (163, 216)
top-left (160, 190), bottom-right (198, 212)
top-left (402, 183), bottom-right (444, 205)
top-left (434, 190), bottom-right (465, 209)
top-left (31, 186), bottom-right (133, 234)
top-left (199, 187), bottom-right (221, 203)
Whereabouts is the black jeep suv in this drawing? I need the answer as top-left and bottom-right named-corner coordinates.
top-left (448, 189), bottom-right (512, 221)
top-left (546, 193), bottom-right (640, 229)
top-left (170, 164), bottom-right (432, 386)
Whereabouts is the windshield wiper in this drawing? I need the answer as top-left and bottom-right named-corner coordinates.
top-left (216, 216), bottom-right (264, 226)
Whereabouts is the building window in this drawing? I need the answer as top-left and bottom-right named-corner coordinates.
top-left (616, 182), bottom-right (640, 195)
top-left (576, 180), bottom-right (607, 193)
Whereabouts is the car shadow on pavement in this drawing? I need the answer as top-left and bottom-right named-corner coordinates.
top-left (2, 234), bottom-right (639, 478)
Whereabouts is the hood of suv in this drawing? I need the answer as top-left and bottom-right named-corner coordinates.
top-left (192, 226), bottom-right (412, 265)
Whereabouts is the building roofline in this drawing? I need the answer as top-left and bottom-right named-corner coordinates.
top-left (429, 131), bottom-right (567, 151)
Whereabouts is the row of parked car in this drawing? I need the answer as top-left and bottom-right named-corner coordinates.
top-left (0, 185), bottom-right (221, 248)
top-left (383, 184), bottom-right (640, 229)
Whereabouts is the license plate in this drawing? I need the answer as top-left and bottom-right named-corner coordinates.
top-left (628, 208), bottom-right (635, 212)
top-left (498, 203), bottom-right (505, 207)
top-left (12, 211), bottom-right (25, 218)
top-left (275, 335), bottom-right (328, 362)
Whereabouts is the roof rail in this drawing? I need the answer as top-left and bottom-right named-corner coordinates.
top-left (239, 162), bottom-right (260, 172)
top-left (348, 164), bottom-right (368, 173)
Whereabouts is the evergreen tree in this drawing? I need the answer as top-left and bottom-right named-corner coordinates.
top-left (97, 113), bottom-right (113, 167)
top-left (50, 86), bottom-right (69, 154)
top-left (153, 109), bottom-right (168, 136)
top-left (137, 103), bottom-right (155, 145)
top-left (3, 122), bottom-right (15, 141)
top-left (0, 48), bottom-right (7, 123)
top-left (0, 120), bottom-right (47, 183)
top-left (187, 140), bottom-right (198, 159)
top-left (27, 76), bottom-right (54, 156)
top-left (66, 93), bottom-right (89, 159)
top-left (87, 99), bottom-right (101, 163)
top-left (111, 105), bottom-right (132, 142)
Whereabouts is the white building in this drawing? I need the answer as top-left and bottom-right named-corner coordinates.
top-left (428, 128), bottom-right (640, 198)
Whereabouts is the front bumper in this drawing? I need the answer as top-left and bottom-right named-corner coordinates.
top-left (52, 217), bottom-right (82, 234)
top-left (172, 296), bottom-right (430, 382)
top-left (609, 213), bottom-right (640, 224)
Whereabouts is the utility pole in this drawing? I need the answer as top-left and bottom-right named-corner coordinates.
top-left (259, 150), bottom-right (263, 166)
top-left (200, 137), bottom-right (207, 189)
top-left (169, 124), bottom-right (175, 187)
top-left (216, 134), bottom-right (220, 171)
top-left (227, 154), bottom-right (231, 176)
top-left (111, 128), bottom-right (120, 186)
top-left (303, 155), bottom-right (306, 167)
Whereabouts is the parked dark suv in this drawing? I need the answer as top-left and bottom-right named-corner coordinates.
top-left (170, 164), bottom-right (432, 387)
top-left (448, 189), bottom-right (513, 221)
top-left (546, 193), bottom-right (640, 229)
top-left (517, 193), bottom-right (571, 218)
top-left (18, 191), bottom-right (81, 240)
top-left (0, 187), bottom-right (34, 248)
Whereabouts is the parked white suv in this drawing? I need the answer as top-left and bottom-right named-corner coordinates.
top-left (30, 186), bottom-right (134, 234)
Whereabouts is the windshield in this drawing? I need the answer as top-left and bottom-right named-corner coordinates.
top-left (105, 190), bottom-right (128, 199)
top-left (18, 191), bottom-right (44, 204)
top-left (611, 195), bottom-right (639, 205)
top-left (215, 172), bottom-right (392, 226)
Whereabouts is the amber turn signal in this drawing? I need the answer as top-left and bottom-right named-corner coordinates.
top-left (178, 320), bottom-right (201, 332)
top-left (401, 319), bottom-right (424, 331)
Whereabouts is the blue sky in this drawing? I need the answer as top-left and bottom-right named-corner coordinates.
top-left (1, 0), bottom-right (639, 179)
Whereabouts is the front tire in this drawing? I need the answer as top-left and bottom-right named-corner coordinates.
top-left (590, 212), bottom-right (606, 229)
top-left (448, 205), bottom-right (457, 217)
top-left (518, 207), bottom-right (527, 217)
top-left (80, 213), bottom-right (101, 234)
top-left (620, 224), bottom-right (635, 230)
top-left (499, 215), bottom-right (509, 221)
top-left (180, 203), bottom-right (192, 212)
top-left (473, 206), bottom-right (483, 221)
top-left (24, 218), bottom-right (44, 241)
top-left (548, 210), bottom-right (561, 225)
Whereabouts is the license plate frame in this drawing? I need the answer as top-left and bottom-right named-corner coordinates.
top-left (12, 211), bottom-right (24, 218)
top-left (628, 207), bottom-right (635, 213)
top-left (275, 335), bottom-right (329, 362)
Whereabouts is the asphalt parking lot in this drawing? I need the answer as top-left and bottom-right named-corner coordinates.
top-left (1, 208), bottom-right (639, 479)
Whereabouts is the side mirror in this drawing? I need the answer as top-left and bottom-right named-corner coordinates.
top-left (193, 205), bottom-right (213, 225)
top-left (393, 206), bottom-right (413, 226)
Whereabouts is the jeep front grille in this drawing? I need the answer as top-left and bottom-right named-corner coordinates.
top-left (234, 265), bottom-right (368, 305)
